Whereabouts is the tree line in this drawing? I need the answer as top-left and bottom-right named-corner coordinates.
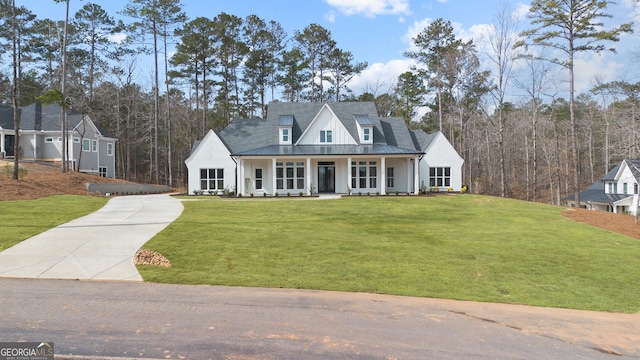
top-left (0, 0), bottom-right (637, 206)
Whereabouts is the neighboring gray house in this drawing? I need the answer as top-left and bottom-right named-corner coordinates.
top-left (0, 102), bottom-right (117, 178)
top-left (185, 102), bottom-right (464, 196)
top-left (566, 159), bottom-right (640, 214)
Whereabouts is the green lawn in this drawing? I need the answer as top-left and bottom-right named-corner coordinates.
top-left (0, 195), bottom-right (108, 251)
top-left (138, 195), bottom-right (640, 313)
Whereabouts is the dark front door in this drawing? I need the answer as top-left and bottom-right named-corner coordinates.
top-left (4, 135), bottom-right (14, 157)
top-left (318, 162), bottom-right (335, 193)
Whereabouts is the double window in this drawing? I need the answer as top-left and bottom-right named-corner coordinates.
top-left (200, 168), bottom-right (224, 191)
top-left (351, 161), bottom-right (377, 189)
top-left (276, 162), bottom-right (305, 190)
top-left (320, 130), bottom-right (332, 143)
top-left (429, 167), bottom-right (451, 187)
top-left (99, 167), bottom-right (107, 177)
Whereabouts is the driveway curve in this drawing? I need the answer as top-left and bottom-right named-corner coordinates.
top-left (0, 194), bottom-right (183, 281)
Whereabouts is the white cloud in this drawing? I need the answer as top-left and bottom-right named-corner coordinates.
top-left (109, 32), bottom-right (127, 44)
top-left (347, 58), bottom-right (415, 95)
top-left (325, 0), bottom-right (412, 18)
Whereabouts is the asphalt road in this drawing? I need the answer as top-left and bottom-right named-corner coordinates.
top-left (1, 278), bottom-right (638, 359)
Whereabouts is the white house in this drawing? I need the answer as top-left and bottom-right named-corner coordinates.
top-left (566, 159), bottom-right (640, 214)
top-left (0, 102), bottom-right (117, 178)
top-left (185, 102), bottom-right (464, 196)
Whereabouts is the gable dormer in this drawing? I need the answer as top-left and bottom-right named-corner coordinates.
top-left (296, 104), bottom-right (357, 145)
top-left (354, 114), bottom-right (374, 144)
top-left (278, 115), bottom-right (293, 145)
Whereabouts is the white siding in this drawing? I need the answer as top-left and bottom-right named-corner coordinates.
top-left (421, 132), bottom-right (464, 192)
top-left (296, 105), bottom-right (357, 145)
top-left (185, 130), bottom-right (236, 195)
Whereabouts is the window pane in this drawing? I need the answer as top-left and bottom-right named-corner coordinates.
top-left (387, 168), bottom-right (393, 177)
top-left (286, 162), bottom-right (294, 166)
top-left (351, 178), bottom-right (356, 189)
top-left (359, 166), bottom-right (366, 177)
top-left (256, 180), bottom-right (262, 189)
top-left (209, 180), bottom-right (216, 189)
top-left (370, 166), bottom-right (376, 177)
top-left (218, 180), bottom-right (224, 189)
top-left (445, 178), bottom-right (450, 187)
top-left (445, 168), bottom-right (450, 176)
top-left (287, 179), bottom-right (294, 189)
top-left (277, 179), bottom-right (283, 189)
top-left (297, 179), bottom-right (304, 189)
top-left (209, 169), bottom-right (215, 178)
top-left (327, 130), bottom-right (332, 142)
top-left (218, 169), bottom-right (224, 178)
top-left (437, 178), bottom-right (443, 187)
top-left (320, 131), bottom-right (325, 142)
top-left (200, 180), bottom-right (207, 189)
top-left (256, 168), bottom-right (262, 178)
top-left (370, 178), bottom-right (376, 188)
top-left (287, 168), bottom-right (294, 177)
top-left (276, 168), bottom-right (283, 178)
top-left (360, 178), bottom-right (366, 188)
top-left (297, 168), bottom-right (304, 178)
top-left (437, 168), bottom-right (443, 176)
top-left (430, 168), bottom-right (435, 176)
top-left (200, 169), bottom-right (207, 179)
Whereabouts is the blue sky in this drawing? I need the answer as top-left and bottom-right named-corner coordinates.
top-left (16, 0), bottom-right (640, 104)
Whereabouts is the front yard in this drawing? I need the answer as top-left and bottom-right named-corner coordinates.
top-left (138, 195), bottom-right (640, 313)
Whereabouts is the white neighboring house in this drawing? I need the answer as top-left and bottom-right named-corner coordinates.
top-left (185, 102), bottom-right (464, 196)
top-left (0, 102), bottom-right (117, 178)
top-left (566, 159), bottom-right (640, 214)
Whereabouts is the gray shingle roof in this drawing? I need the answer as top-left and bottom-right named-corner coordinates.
top-left (219, 102), bottom-right (427, 157)
top-left (0, 106), bottom-right (14, 129)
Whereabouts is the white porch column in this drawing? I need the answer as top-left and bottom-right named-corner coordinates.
top-left (238, 158), bottom-right (244, 195)
top-left (414, 156), bottom-right (420, 194)
top-left (306, 157), bottom-right (311, 195)
top-left (0, 133), bottom-right (4, 157)
top-left (347, 157), bottom-right (352, 194)
top-left (272, 158), bottom-right (277, 195)
top-left (380, 157), bottom-right (386, 195)
top-left (406, 158), bottom-right (411, 193)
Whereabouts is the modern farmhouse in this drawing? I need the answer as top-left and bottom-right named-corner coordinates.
top-left (0, 102), bottom-right (117, 178)
top-left (566, 159), bottom-right (640, 214)
top-left (186, 102), bottom-right (463, 196)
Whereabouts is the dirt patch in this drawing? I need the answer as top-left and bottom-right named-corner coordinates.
top-left (562, 207), bottom-right (640, 240)
top-left (0, 160), bottom-right (129, 201)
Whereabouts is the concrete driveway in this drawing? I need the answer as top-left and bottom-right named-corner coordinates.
top-left (0, 194), bottom-right (183, 281)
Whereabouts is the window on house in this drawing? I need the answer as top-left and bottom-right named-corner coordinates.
top-left (363, 128), bottom-right (370, 142)
top-left (107, 143), bottom-right (113, 156)
top-left (282, 129), bottom-right (289, 142)
top-left (200, 168), bottom-right (224, 191)
top-left (98, 167), bottom-right (107, 177)
top-left (387, 167), bottom-right (394, 188)
top-left (351, 160), bottom-right (377, 189)
top-left (82, 139), bottom-right (90, 152)
top-left (73, 137), bottom-right (80, 143)
top-left (45, 137), bottom-right (53, 143)
top-left (635, 183), bottom-right (638, 194)
top-left (92, 140), bottom-right (97, 152)
top-left (57, 137), bottom-right (62, 142)
top-left (624, 183), bottom-right (628, 195)
top-left (369, 161), bottom-right (377, 188)
top-left (255, 168), bottom-right (263, 190)
top-left (429, 167), bottom-right (451, 187)
top-left (276, 163), bottom-right (284, 190)
top-left (276, 161), bottom-right (305, 190)
top-left (320, 130), bottom-right (332, 143)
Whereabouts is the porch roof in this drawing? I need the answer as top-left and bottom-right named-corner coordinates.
top-left (232, 144), bottom-right (423, 157)
top-left (565, 181), bottom-right (630, 204)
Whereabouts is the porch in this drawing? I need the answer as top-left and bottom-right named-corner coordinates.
top-left (236, 155), bottom-right (421, 196)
